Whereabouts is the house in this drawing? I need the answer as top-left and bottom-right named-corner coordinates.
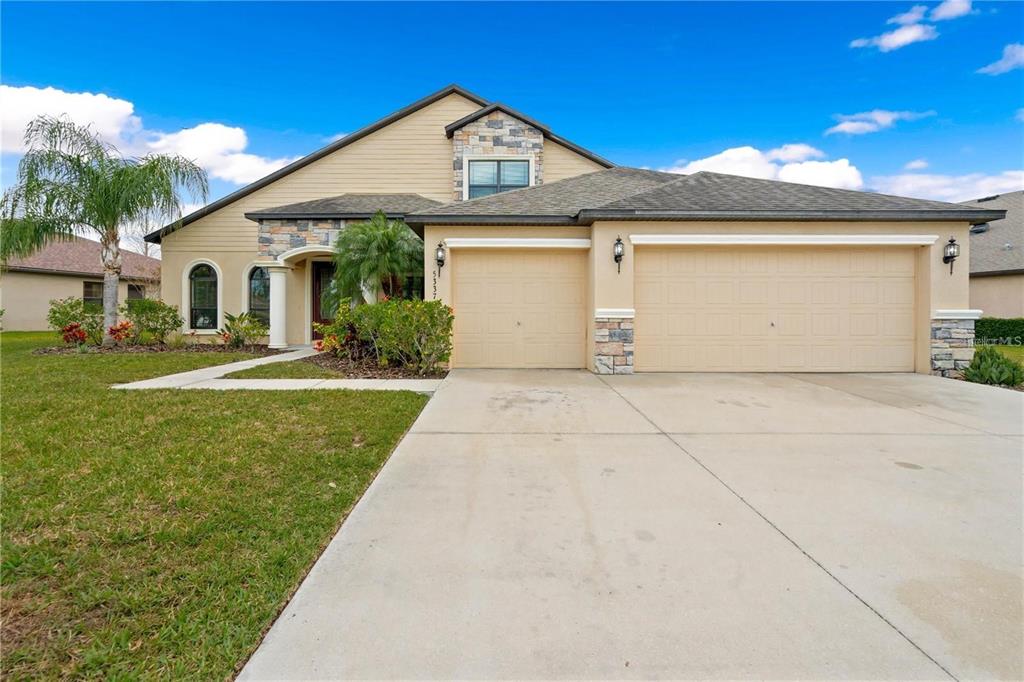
top-left (961, 190), bottom-right (1023, 319)
top-left (0, 237), bottom-right (159, 331)
top-left (146, 84), bottom-right (1003, 376)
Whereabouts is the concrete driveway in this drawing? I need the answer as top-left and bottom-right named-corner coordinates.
top-left (240, 371), bottom-right (1022, 681)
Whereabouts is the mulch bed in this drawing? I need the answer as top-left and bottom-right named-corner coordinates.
top-left (304, 353), bottom-right (448, 379)
top-left (33, 344), bottom-right (283, 356)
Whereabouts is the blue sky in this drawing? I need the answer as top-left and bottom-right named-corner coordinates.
top-left (2, 0), bottom-right (1022, 209)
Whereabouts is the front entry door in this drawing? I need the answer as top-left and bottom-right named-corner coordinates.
top-left (311, 261), bottom-right (336, 340)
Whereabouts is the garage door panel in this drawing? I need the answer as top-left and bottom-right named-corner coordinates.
top-left (635, 246), bottom-right (916, 372)
top-left (452, 250), bottom-right (585, 369)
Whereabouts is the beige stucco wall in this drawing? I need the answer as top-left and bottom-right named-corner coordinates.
top-left (971, 273), bottom-right (1024, 318)
top-left (424, 220), bottom-right (973, 373)
top-left (544, 141), bottom-right (605, 183)
top-left (0, 271), bottom-right (152, 331)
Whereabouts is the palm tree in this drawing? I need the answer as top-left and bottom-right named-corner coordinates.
top-left (329, 210), bottom-right (423, 305)
top-left (1, 115), bottom-right (208, 343)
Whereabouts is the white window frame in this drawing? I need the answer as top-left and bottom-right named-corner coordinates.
top-left (181, 258), bottom-right (223, 334)
top-left (462, 155), bottom-right (535, 201)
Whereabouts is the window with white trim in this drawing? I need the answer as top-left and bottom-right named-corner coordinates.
top-left (468, 160), bottom-right (529, 198)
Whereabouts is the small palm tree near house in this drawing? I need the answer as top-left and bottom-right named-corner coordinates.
top-left (328, 209), bottom-right (423, 306)
top-left (0, 115), bottom-right (208, 344)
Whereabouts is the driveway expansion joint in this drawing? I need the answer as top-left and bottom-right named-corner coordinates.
top-left (596, 374), bottom-right (960, 682)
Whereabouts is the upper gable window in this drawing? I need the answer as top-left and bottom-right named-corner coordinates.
top-left (468, 160), bottom-right (529, 199)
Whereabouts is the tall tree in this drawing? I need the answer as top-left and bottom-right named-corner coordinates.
top-left (328, 210), bottom-right (423, 306)
top-left (0, 115), bottom-right (207, 343)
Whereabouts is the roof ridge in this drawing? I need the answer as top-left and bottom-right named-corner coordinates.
top-left (592, 170), bottom-right (690, 210)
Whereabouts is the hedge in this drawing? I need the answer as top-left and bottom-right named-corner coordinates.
top-left (975, 318), bottom-right (1024, 345)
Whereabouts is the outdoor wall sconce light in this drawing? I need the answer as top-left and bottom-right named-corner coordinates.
top-left (435, 242), bottom-right (446, 271)
top-left (942, 236), bottom-right (960, 274)
top-left (613, 236), bottom-right (625, 273)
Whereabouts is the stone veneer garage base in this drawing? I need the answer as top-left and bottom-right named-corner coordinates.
top-left (930, 319), bottom-right (975, 377)
top-left (594, 317), bottom-right (634, 374)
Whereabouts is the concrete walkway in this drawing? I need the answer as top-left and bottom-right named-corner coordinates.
top-left (111, 348), bottom-right (441, 393)
top-left (240, 370), bottom-right (1022, 680)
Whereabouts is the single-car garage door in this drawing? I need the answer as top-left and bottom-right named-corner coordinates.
top-left (452, 250), bottom-right (586, 368)
top-left (635, 246), bottom-right (916, 372)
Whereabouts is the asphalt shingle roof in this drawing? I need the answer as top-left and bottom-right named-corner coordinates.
top-left (244, 193), bottom-right (442, 220)
top-left (961, 190), bottom-right (1024, 275)
top-left (5, 236), bottom-right (160, 279)
top-left (406, 168), bottom-right (1005, 226)
top-left (411, 168), bottom-right (679, 222)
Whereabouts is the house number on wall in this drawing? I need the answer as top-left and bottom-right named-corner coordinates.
top-left (432, 268), bottom-right (438, 299)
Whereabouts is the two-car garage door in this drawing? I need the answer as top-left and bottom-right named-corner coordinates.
top-left (634, 246), bottom-right (916, 372)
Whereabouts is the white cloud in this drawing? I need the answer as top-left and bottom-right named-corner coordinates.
top-left (851, 23), bottom-right (938, 51)
top-left (764, 143), bottom-right (825, 162)
top-left (887, 5), bottom-right (928, 25)
top-left (660, 145), bottom-right (863, 190)
top-left (146, 123), bottom-right (298, 185)
top-left (0, 85), bottom-right (141, 154)
top-left (1, 84), bottom-right (296, 185)
top-left (325, 132), bottom-right (348, 143)
top-left (930, 0), bottom-right (972, 21)
top-left (977, 43), bottom-right (1024, 75)
top-left (904, 158), bottom-right (929, 170)
top-left (825, 109), bottom-right (936, 135)
top-left (777, 159), bottom-right (864, 189)
top-left (871, 170), bottom-right (1024, 202)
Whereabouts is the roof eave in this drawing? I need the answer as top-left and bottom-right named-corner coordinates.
top-left (578, 209), bottom-right (1007, 225)
top-left (244, 211), bottom-right (419, 222)
top-left (4, 265), bottom-right (159, 280)
top-left (405, 214), bottom-right (578, 227)
top-left (147, 84), bottom-right (489, 244)
top-left (969, 267), bottom-right (1024, 277)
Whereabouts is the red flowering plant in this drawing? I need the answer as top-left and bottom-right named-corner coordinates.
top-left (61, 322), bottom-right (88, 345)
top-left (107, 320), bottom-right (134, 344)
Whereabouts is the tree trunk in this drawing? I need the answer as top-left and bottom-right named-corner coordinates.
top-left (100, 234), bottom-right (122, 346)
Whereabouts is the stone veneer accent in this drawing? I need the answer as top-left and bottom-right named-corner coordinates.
top-left (258, 219), bottom-right (343, 258)
top-left (594, 317), bottom-right (634, 375)
top-left (930, 318), bottom-right (975, 377)
top-left (451, 112), bottom-right (544, 201)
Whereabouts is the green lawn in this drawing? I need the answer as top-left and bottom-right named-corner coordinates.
top-left (993, 344), bottom-right (1024, 364)
top-left (1, 332), bottom-right (427, 679)
top-left (225, 359), bottom-right (340, 379)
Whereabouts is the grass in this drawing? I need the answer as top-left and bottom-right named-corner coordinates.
top-left (1, 331), bottom-right (427, 679)
top-left (993, 344), bottom-right (1024, 364)
top-left (224, 359), bottom-right (340, 379)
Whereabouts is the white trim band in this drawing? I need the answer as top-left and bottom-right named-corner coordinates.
top-left (629, 234), bottom-right (939, 246)
top-left (932, 309), bottom-right (983, 320)
top-left (444, 238), bottom-right (591, 249)
top-left (595, 308), bottom-right (635, 319)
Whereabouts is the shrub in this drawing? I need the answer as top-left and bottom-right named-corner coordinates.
top-left (217, 312), bottom-right (268, 348)
top-left (975, 318), bottom-right (1024, 346)
top-left (47, 297), bottom-right (103, 345)
top-left (120, 299), bottom-right (184, 343)
top-left (61, 322), bottom-right (88, 345)
top-left (316, 299), bottom-right (453, 374)
top-left (107, 320), bottom-right (134, 344)
top-left (963, 345), bottom-right (1024, 387)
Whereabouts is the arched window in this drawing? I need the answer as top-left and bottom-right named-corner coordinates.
top-left (248, 267), bottom-right (270, 325)
top-left (189, 264), bottom-right (218, 329)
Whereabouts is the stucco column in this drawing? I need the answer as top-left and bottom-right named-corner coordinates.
top-left (267, 265), bottom-right (289, 349)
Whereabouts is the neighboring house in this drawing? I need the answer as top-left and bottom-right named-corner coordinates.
top-left (961, 190), bottom-right (1023, 318)
top-left (147, 84), bottom-right (1003, 376)
top-left (0, 237), bottom-right (160, 331)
